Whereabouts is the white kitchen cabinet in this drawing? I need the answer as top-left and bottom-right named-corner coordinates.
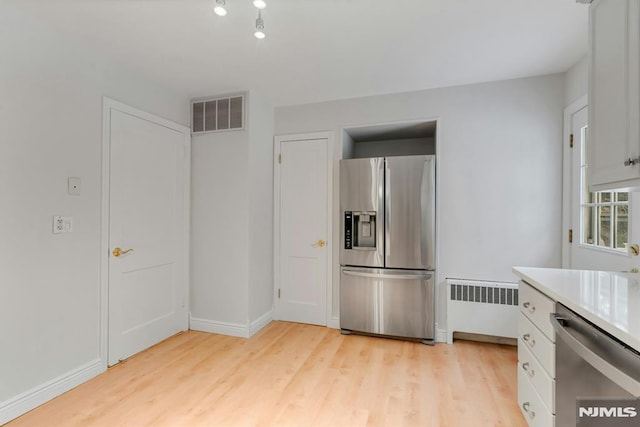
top-left (518, 281), bottom-right (555, 427)
top-left (519, 313), bottom-right (555, 379)
top-left (588, 0), bottom-right (640, 191)
top-left (517, 367), bottom-right (554, 427)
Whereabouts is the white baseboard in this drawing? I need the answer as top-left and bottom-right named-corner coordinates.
top-left (437, 328), bottom-right (448, 344)
top-left (190, 316), bottom-right (250, 338)
top-left (190, 309), bottom-right (274, 339)
top-left (249, 309), bottom-right (273, 337)
top-left (327, 316), bottom-right (340, 330)
top-left (0, 358), bottom-right (103, 425)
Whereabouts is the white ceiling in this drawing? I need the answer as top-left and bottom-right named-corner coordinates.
top-left (12, 0), bottom-right (588, 106)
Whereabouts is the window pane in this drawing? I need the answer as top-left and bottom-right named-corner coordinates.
top-left (583, 206), bottom-right (595, 245)
top-left (616, 192), bottom-right (629, 202)
top-left (597, 206), bottom-right (611, 248)
top-left (600, 192), bottom-right (612, 203)
top-left (615, 205), bottom-right (629, 249)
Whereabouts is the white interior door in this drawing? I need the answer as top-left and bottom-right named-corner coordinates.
top-left (105, 101), bottom-right (189, 366)
top-left (275, 136), bottom-right (330, 325)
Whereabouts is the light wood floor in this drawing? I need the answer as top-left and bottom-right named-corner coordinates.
top-left (7, 322), bottom-right (526, 427)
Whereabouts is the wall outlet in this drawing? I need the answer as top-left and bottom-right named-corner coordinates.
top-left (53, 216), bottom-right (73, 234)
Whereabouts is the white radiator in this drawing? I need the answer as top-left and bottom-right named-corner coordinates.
top-left (446, 278), bottom-right (519, 344)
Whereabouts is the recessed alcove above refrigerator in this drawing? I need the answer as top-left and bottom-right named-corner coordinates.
top-left (342, 120), bottom-right (436, 159)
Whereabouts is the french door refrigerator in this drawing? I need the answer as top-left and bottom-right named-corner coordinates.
top-left (339, 155), bottom-right (436, 343)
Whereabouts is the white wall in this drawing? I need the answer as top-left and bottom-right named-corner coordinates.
top-left (0, 3), bottom-right (188, 422)
top-left (564, 54), bottom-right (588, 106)
top-left (248, 93), bottom-right (275, 324)
top-left (190, 91), bottom-right (274, 335)
top-left (275, 74), bottom-right (565, 336)
top-left (352, 137), bottom-right (435, 158)
top-left (191, 129), bottom-right (250, 326)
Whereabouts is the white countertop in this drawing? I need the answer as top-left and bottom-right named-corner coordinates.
top-left (513, 266), bottom-right (640, 353)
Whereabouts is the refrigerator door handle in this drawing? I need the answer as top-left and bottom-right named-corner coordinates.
top-left (422, 157), bottom-right (436, 270)
top-left (342, 270), bottom-right (432, 280)
top-left (385, 161), bottom-right (391, 265)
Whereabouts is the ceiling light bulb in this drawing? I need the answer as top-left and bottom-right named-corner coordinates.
top-left (254, 30), bottom-right (266, 39)
top-left (253, 0), bottom-right (266, 9)
top-left (214, 0), bottom-right (227, 16)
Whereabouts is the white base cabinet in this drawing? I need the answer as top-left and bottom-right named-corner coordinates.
top-left (517, 281), bottom-right (555, 427)
top-left (517, 369), bottom-right (555, 427)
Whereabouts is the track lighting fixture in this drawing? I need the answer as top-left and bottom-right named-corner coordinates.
top-left (254, 10), bottom-right (265, 39)
top-left (213, 0), bottom-right (270, 39)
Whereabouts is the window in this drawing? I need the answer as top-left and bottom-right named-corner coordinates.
top-left (579, 126), bottom-right (629, 250)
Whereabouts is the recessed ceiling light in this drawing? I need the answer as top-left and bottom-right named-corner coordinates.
top-left (253, 0), bottom-right (266, 9)
top-left (214, 0), bottom-right (227, 16)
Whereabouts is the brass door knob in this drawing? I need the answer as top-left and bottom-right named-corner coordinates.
top-left (312, 240), bottom-right (326, 248)
top-left (113, 247), bottom-right (134, 257)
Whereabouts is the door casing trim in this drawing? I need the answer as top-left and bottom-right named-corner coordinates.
top-left (562, 94), bottom-right (588, 268)
top-left (273, 131), bottom-right (334, 326)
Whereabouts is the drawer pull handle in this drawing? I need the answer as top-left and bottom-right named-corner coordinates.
top-left (522, 333), bottom-right (536, 347)
top-left (522, 362), bottom-right (535, 378)
top-left (523, 301), bottom-right (536, 314)
top-left (522, 402), bottom-right (536, 420)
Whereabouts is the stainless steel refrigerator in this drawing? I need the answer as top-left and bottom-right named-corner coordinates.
top-left (339, 155), bottom-right (435, 343)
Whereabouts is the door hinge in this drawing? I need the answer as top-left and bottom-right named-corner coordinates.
top-left (277, 288), bottom-right (281, 298)
top-left (569, 134), bottom-right (574, 148)
top-left (569, 229), bottom-right (573, 244)
top-left (278, 154), bottom-right (282, 164)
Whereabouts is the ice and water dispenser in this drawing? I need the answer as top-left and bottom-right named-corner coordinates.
top-left (344, 211), bottom-right (377, 250)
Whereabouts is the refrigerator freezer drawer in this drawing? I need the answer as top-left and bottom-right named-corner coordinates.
top-left (340, 267), bottom-right (435, 340)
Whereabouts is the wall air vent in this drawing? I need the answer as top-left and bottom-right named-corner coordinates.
top-left (191, 95), bottom-right (244, 134)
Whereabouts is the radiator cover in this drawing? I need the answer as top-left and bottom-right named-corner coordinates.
top-left (446, 278), bottom-right (519, 344)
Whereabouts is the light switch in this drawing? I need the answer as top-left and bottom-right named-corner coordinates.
top-left (68, 177), bottom-right (81, 196)
top-left (63, 216), bottom-right (73, 233)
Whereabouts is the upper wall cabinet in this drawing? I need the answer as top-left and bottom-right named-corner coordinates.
top-left (588, 0), bottom-right (640, 191)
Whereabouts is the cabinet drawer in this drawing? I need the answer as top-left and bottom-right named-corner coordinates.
top-left (518, 313), bottom-right (555, 378)
top-left (518, 368), bottom-right (555, 427)
top-left (519, 281), bottom-right (555, 342)
top-left (518, 339), bottom-right (555, 414)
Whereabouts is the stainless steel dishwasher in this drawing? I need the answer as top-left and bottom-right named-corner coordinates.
top-left (551, 303), bottom-right (640, 426)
